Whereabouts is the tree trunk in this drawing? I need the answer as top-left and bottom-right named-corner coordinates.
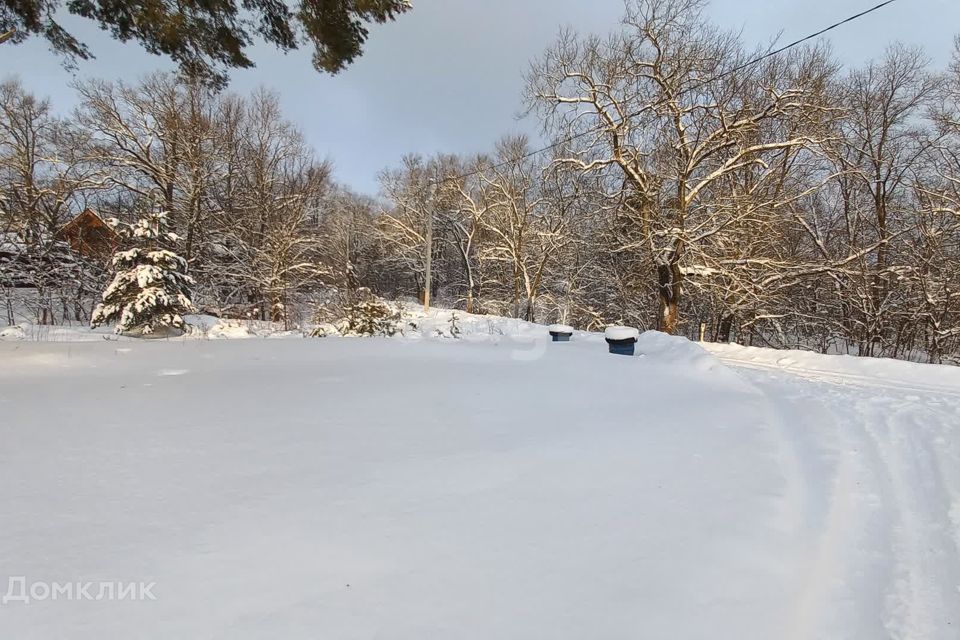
top-left (928, 319), bottom-right (942, 365)
top-left (658, 296), bottom-right (679, 335)
top-left (655, 255), bottom-right (682, 335)
top-left (717, 313), bottom-right (734, 343)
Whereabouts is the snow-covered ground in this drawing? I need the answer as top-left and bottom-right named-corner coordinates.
top-left (1, 323), bottom-right (958, 638)
top-left (0, 305), bottom-right (546, 343)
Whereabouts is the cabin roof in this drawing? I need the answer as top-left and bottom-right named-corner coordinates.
top-left (60, 208), bottom-right (118, 236)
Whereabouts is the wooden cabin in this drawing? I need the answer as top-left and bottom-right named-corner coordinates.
top-left (57, 209), bottom-right (120, 260)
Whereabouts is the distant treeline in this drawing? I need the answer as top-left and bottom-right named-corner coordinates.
top-left (2, 0), bottom-right (959, 363)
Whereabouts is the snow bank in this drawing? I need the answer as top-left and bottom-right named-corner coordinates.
top-left (0, 324), bottom-right (25, 340)
top-left (205, 321), bottom-right (254, 340)
top-left (0, 315), bottom-right (296, 342)
top-left (394, 304), bottom-right (544, 340)
top-left (637, 330), bottom-right (725, 373)
top-left (0, 323), bottom-right (121, 342)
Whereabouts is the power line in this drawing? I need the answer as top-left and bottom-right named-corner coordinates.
top-left (438, 0), bottom-right (900, 184)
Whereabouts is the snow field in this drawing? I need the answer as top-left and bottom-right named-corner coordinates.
top-left (0, 326), bottom-right (958, 638)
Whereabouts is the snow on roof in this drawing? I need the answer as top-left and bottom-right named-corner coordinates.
top-left (60, 208), bottom-right (117, 234)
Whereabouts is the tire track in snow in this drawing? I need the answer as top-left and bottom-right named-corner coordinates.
top-left (713, 355), bottom-right (960, 399)
top-left (790, 432), bottom-right (882, 640)
top-left (724, 359), bottom-right (960, 639)
top-left (735, 367), bottom-right (889, 639)
top-left (860, 401), bottom-right (960, 639)
top-left (714, 356), bottom-right (843, 639)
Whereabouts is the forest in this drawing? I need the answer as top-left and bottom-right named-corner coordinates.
top-left (2, 0), bottom-right (959, 363)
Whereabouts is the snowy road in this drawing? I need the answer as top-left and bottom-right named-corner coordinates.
top-left (0, 333), bottom-right (958, 638)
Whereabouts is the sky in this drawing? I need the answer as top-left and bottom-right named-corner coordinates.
top-left (3, 0), bottom-right (959, 195)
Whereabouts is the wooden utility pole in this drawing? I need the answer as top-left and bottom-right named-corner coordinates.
top-left (423, 201), bottom-right (433, 313)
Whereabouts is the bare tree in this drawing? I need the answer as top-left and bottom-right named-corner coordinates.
top-left (526, 0), bottom-right (834, 334)
top-left (0, 78), bottom-right (103, 324)
top-left (471, 137), bottom-right (575, 322)
top-left (376, 154), bottom-right (442, 303)
top-left (820, 45), bottom-right (940, 356)
top-left (209, 90), bottom-right (331, 325)
top-left (75, 73), bottom-right (225, 264)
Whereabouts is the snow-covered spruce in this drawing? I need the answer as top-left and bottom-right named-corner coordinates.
top-left (91, 212), bottom-right (196, 336)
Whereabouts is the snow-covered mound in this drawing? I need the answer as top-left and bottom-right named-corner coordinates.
top-left (400, 305), bottom-right (544, 339)
top-left (0, 324), bottom-right (26, 340)
top-left (637, 330), bottom-right (724, 373)
top-left (205, 321), bottom-right (254, 340)
top-left (0, 322), bottom-right (121, 342)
